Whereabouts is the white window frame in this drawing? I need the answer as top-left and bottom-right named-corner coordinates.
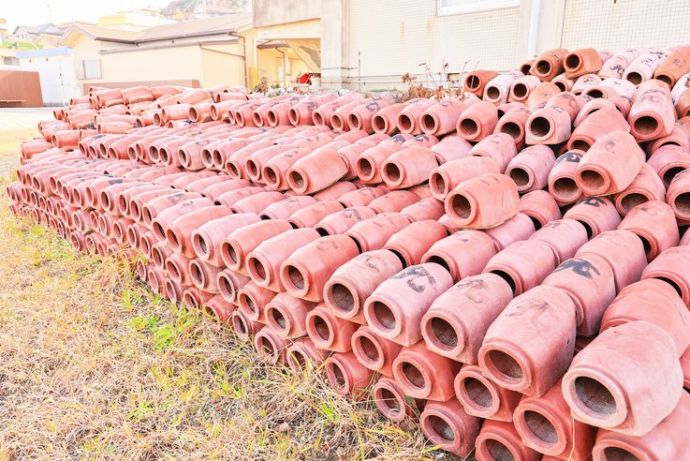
top-left (437, 0), bottom-right (520, 15)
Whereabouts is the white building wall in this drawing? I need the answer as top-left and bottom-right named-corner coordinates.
top-left (560, 0), bottom-right (690, 50)
top-left (320, 0), bottom-right (690, 90)
top-left (345, 0), bottom-right (522, 89)
top-left (18, 53), bottom-right (80, 105)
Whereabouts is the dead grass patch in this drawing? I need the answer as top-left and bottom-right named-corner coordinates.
top-left (0, 130), bottom-right (459, 460)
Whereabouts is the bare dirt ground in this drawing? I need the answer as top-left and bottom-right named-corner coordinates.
top-left (0, 121), bottom-right (451, 460)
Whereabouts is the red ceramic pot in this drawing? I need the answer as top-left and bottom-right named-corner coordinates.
top-left (421, 273), bottom-right (513, 363)
top-left (475, 420), bottom-right (543, 461)
top-left (421, 230), bottom-right (497, 282)
top-left (454, 364), bottom-right (521, 422)
top-left (323, 249), bottom-right (404, 324)
top-left (364, 263), bottom-right (453, 346)
top-left (444, 173), bottom-right (520, 229)
top-left (392, 341), bottom-right (461, 401)
top-left (419, 399), bottom-right (482, 458)
top-left (478, 285), bottom-right (577, 397)
top-left (562, 320), bottom-right (683, 436)
top-left (245, 228), bottom-right (320, 292)
top-left (279, 234), bottom-right (360, 302)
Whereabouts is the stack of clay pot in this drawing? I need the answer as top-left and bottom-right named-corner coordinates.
top-left (8, 44), bottom-right (690, 461)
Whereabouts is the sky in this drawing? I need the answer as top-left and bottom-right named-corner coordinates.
top-left (3, 0), bottom-right (172, 30)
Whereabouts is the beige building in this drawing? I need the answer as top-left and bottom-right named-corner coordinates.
top-left (60, 14), bottom-right (251, 91)
top-left (317, 0), bottom-right (690, 89)
top-left (242, 0), bottom-right (321, 89)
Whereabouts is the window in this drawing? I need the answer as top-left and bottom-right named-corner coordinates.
top-left (437, 0), bottom-right (520, 15)
top-left (75, 59), bottom-right (102, 80)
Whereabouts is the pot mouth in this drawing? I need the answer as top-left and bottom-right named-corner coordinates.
top-left (189, 260), bottom-right (206, 288)
top-left (429, 171), bottom-right (449, 198)
top-left (355, 156), bottom-right (376, 181)
top-left (247, 254), bottom-right (271, 286)
top-left (254, 331), bottom-right (278, 361)
top-left (535, 59), bottom-right (552, 77)
top-left (485, 85), bottom-right (502, 102)
top-left (288, 107), bottom-right (299, 125)
top-left (281, 262), bottom-right (309, 296)
top-left (287, 169), bottom-right (308, 193)
top-left (511, 82), bottom-right (529, 100)
top-left (576, 165), bottom-right (611, 197)
top-left (286, 345), bottom-right (310, 371)
top-left (231, 311), bottom-right (250, 339)
top-left (480, 343), bottom-right (530, 390)
top-left (352, 331), bottom-right (384, 369)
top-left (325, 358), bottom-right (349, 394)
top-left (383, 159), bottom-right (403, 182)
top-left (632, 115), bottom-right (660, 138)
top-left (191, 231), bottom-right (211, 260)
top-left (564, 53), bottom-right (582, 72)
top-left (372, 114), bottom-right (388, 133)
top-left (515, 405), bottom-right (566, 455)
top-left (420, 113), bottom-right (438, 134)
top-left (456, 372), bottom-right (499, 415)
top-left (422, 313), bottom-right (462, 355)
top-left (397, 113), bottom-right (414, 133)
top-left (458, 117), bottom-right (479, 138)
top-left (181, 290), bottom-right (200, 309)
top-left (528, 114), bottom-right (553, 140)
top-left (372, 382), bottom-right (405, 420)
top-left (307, 311), bottom-right (333, 347)
top-left (447, 191), bottom-right (476, 224)
top-left (325, 280), bottom-right (359, 316)
top-left (478, 436), bottom-right (519, 461)
top-left (499, 120), bottom-right (523, 141)
top-left (394, 358), bottom-right (431, 398)
top-left (164, 280), bottom-right (180, 303)
top-left (465, 74), bottom-right (481, 90)
top-left (551, 176), bottom-right (581, 203)
top-left (564, 371), bottom-right (627, 428)
top-left (266, 305), bottom-right (290, 335)
top-left (508, 166), bottom-right (533, 191)
top-left (365, 298), bottom-right (400, 337)
top-left (421, 411), bottom-right (457, 446)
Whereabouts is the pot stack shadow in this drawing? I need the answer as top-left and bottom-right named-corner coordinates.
top-left (8, 46), bottom-right (690, 461)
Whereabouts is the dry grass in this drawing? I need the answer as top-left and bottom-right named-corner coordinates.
top-left (0, 129), bottom-right (456, 460)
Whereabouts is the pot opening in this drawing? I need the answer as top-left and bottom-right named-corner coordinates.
top-left (633, 115), bottom-right (659, 136)
top-left (329, 282), bottom-right (356, 312)
top-left (463, 377), bottom-right (493, 408)
top-left (429, 317), bottom-right (458, 349)
top-left (487, 349), bottom-right (523, 381)
top-left (574, 376), bottom-right (617, 417)
top-left (426, 414), bottom-right (455, 442)
top-left (524, 410), bottom-right (558, 444)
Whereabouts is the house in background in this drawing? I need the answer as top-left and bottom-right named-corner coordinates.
top-left (96, 8), bottom-right (175, 31)
top-left (60, 14), bottom-right (252, 92)
top-left (11, 23), bottom-right (64, 48)
top-left (0, 18), bottom-right (8, 45)
top-left (243, 0), bottom-right (321, 89)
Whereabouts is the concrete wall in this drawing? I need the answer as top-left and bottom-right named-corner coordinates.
top-left (99, 44), bottom-right (246, 89)
top-left (321, 0), bottom-right (690, 90)
top-left (321, 0), bottom-right (529, 89)
top-left (201, 43), bottom-right (247, 88)
top-left (98, 46), bottom-right (202, 86)
top-left (253, 0), bottom-right (321, 27)
top-left (559, 0), bottom-right (690, 50)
